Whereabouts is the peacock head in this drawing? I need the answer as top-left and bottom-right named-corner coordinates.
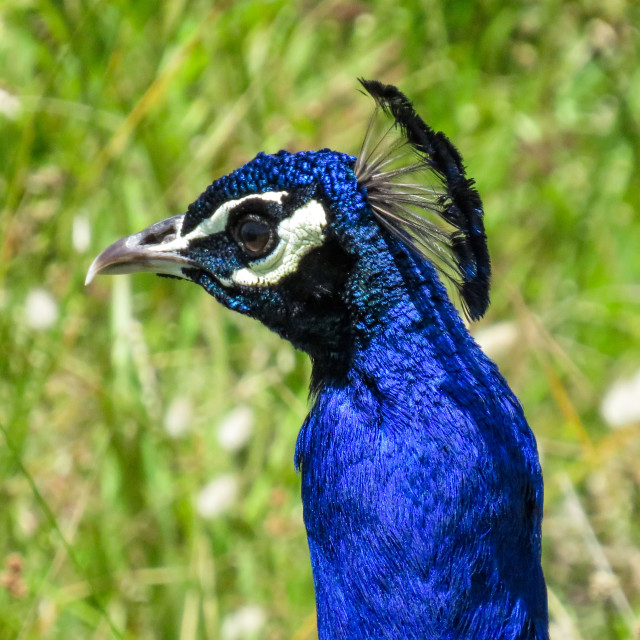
top-left (87, 80), bottom-right (491, 361)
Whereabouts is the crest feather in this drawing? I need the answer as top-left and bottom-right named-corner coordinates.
top-left (355, 79), bottom-right (491, 320)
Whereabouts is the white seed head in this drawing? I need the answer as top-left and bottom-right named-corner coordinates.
top-left (473, 321), bottom-right (518, 359)
top-left (217, 405), bottom-right (254, 451)
top-left (221, 605), bottom-right (267, 640)
top-left (196, 474), bottom-right (239, 519)
top-left (0, 88), bottom-right (20, 119)
top-left (600, 368), bottom-right (640, 428)
top-left (164, 396), bottom-right (194, 438)
top-left (25, 289), bottom-right (58, 330)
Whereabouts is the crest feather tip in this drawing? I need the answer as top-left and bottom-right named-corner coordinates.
top-left (355, 80), bottom-right (491, 319)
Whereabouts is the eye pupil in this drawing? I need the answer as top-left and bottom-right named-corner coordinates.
top-left (238, 219), bottom-right (272, 255)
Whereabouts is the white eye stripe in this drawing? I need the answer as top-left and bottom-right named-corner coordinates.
top-left (151, 191), bottom-right (289, 254)
top-left (225, 199), bottom-right (327, 287)
top-left (197, 191), bottom-right (287, 237)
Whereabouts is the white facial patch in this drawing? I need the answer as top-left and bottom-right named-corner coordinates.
top-left (226, 199), bottom-right (328, 287)
top-left (197, 191), bottom-right (287, 237)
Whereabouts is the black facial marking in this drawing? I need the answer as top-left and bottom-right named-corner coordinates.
top-left (281, 184), bottom-right (318, 212)
top-left (272, 231), bottom-right (356, 389)
top-left (226, 197), bottom-right (282, 227)
top-left (287, 233), bottom-right (354, 303)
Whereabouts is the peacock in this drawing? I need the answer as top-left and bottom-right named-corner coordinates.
top-left (87, 80), bottom-right (549, 639)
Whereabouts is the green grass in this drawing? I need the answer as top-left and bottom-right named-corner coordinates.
top-left (1, 0), bottom-right (639, 638)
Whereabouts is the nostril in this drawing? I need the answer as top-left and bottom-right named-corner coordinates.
top-left (139, 230), bottom-right (176, 246)
top-left (137, 217), bottom-right (184, 247)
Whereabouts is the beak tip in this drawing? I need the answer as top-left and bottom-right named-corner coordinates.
top-left (84, 214), bottom-right (189, 286)
top-left (85, 259), bottom-right (99, 286)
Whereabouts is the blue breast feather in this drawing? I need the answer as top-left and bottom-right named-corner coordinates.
top-left (188, 149), bottom-right (549, 639)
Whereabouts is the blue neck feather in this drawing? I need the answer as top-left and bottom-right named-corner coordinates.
top-left (296, 231), bottom-right (548, 639)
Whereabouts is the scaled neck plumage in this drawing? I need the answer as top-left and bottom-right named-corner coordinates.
top-left (297, 243), bottom-right (548, 640)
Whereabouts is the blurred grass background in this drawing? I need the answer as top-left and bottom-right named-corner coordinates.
top-left (1, 0), bottom-right (639, 638)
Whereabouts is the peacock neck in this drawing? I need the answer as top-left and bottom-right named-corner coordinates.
top-left (296, 244), bottom-right (549, 639)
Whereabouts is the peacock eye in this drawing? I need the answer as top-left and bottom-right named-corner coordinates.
top-left (233, 215), bottom-right (277, 258)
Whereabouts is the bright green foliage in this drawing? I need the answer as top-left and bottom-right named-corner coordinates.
top-left (1, 1), bottom-right (639, 638)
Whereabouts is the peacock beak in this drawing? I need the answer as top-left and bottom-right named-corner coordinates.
top-left (85, 214), bottom-right (194, 285)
